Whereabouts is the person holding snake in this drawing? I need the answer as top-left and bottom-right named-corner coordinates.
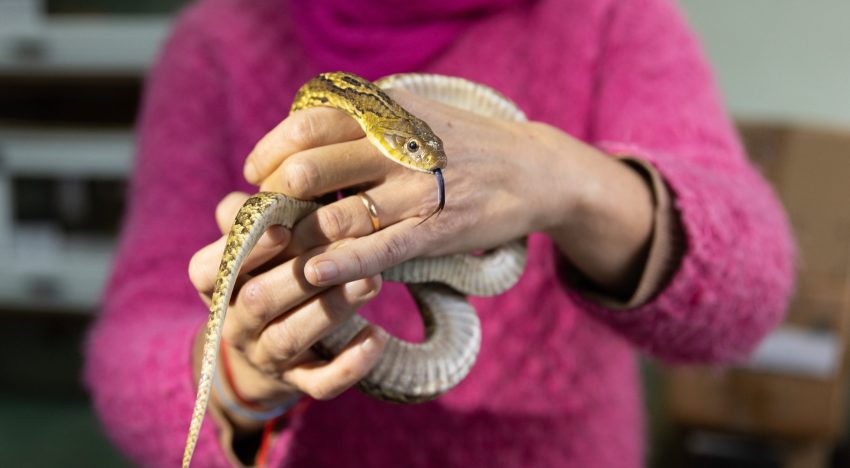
top-left (85, 0), bottom-right (794, 467)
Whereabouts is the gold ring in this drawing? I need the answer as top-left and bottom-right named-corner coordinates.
top-left (356, 193), bottom-right (381, 232)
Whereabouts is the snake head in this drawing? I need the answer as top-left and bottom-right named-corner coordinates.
top-left (372, 118), bottom-right (447, 173)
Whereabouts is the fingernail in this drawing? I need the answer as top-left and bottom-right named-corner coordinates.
top-left (345, 279), bottom-right (373, 299)
top-left (360, 330), bottom-right (384, 354)
top-left (267, 225), bottom-right (288, 243)
top-left (311, 260), bottom-right (338, 283)
top-left (259, 225), bottom-right (287, 247)
top-left (244, 160), bottom-right (259, 184)
top-left (360, 336), bottom-right (377, 354)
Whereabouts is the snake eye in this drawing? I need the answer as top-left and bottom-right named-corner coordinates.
top-left (406, 139), bottom-right (420, 153)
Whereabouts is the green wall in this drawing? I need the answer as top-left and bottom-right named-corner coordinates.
top-left (681, 0), bottom-right (850, 126)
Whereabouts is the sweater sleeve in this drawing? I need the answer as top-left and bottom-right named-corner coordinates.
top-left (569, 0), bottom-right (795, 363)
top-left (83, 8), bottom-right (293, 467)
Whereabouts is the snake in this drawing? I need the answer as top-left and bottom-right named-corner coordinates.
top-left (182, 72), bottom-right (528, 467)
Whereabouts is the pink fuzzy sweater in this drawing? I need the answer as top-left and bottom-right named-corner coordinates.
top-left (84, 0), bottom-right (794, 466)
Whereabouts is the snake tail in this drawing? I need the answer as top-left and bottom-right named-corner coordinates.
top-left (182, 193), bottom-right (318, 468)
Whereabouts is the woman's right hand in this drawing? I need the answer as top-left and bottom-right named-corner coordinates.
top-left (188, 191), bottom-right (388, 433)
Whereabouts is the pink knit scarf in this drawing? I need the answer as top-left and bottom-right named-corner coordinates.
top-left (288, 0), bottom-right (532, 80)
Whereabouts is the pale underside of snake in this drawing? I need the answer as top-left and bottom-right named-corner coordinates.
top-left (182, 72), bottom-right (528, 467)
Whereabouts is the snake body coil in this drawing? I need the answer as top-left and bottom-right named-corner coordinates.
top-left (182, 72), bottom-right (528, 467)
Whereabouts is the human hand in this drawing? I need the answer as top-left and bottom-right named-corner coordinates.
top-left (188, 192), bottom-right (388, 432)
top-left (243, 90), bottom-right (574, 288)
top-left (243, 88), bottom-right (653, 293)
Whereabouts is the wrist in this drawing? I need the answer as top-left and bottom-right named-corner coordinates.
top-left (213, 366), bottom-right (301, 427)
top-left (521, 122), bottom-right (601, 235)
top-left (526, 123), bottom-right (654, 293)
top-left (192, 329), bottom-right (301, 433)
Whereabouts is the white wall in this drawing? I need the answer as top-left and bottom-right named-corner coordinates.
top-left (680, 1), bottom-right (850, 127)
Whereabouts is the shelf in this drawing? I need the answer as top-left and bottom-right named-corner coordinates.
top-left (0, 127), bottom-right (133, 177)
top-left (0, 16), bottom-right (170, 77)
top-left (0, 13), bottom-right (162, 314)
top-left (0, 232), bottom-right (115, 312)
top-left (0, 127), bottom-right (132, 313)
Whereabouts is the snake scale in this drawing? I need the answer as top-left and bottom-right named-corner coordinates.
top-left (182, 72), bottom-right (528, 467)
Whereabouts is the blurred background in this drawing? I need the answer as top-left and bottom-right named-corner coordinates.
top-left (0, 1), bottom-right (848, 467)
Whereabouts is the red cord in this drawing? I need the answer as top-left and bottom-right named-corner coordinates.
top-left (255, 416), bottom-right (280, 467)
top-left (220, 339), bottom-right (314, 466)
top-left (254, 399), bottom-right (314, 467)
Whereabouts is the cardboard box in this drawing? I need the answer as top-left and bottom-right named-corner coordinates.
top-left (666, 122), bottom-right (850, 441)
top-left (669, 366), bottom-right (846, 440)
top-left (669, 297), bottom-right (849, 440)
top-left (743, 122), bottom-right (850, 281)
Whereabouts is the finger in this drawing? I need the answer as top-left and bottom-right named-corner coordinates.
top-left (258, 137), bottom-right (395, 197)
top-left (224, 239), bottom-right (351, 341)
top-left (188, 228), bottom-right (292, 295)
top-left (303, 219), bottom-right (426, 286)
top-left (189, 191), bottom-right (297, 293)
top-left (246, 275), bottom-right (382, 372)
top-left (284, 325), bottom-right (388, 400)
top-left (198, 292), bottom-right (212, 307)
top-left (244, 107), bottom-right (364, 185)
top-left (216, 191), bottom-right (290, 245)
top-left (285, 179), bottom-right (431, 257)
top-left (214, 192), bottom-right (250, 234)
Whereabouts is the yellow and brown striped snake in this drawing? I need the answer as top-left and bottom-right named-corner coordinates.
top-left (182, 72), bottom-right (528, 467)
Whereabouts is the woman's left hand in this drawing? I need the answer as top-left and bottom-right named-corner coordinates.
top-left (243, 89), bottom-right (654, 293)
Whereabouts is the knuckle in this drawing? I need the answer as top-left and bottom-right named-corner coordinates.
top-left (239, 279), bottom-right (275, 319)
top-left (247, 342), bottom-right (280, 375)
top-left (265, 324), bottom-right (303, 362)
top-left (285, 113), bottom-right (319, 148)
top-left (315, 205), bottom-right (348, 240)
top-left (252, 353), bottom-right (281, 377)
top-left (380, 234), bottom-right (409, 267)
top-left (347, 248), bottom-right (372, 278)
top-left (282, 160), bottom-right (320, 197)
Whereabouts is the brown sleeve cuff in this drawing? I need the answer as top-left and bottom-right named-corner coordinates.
top-left (565, 156), bottom-right (685, 309)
